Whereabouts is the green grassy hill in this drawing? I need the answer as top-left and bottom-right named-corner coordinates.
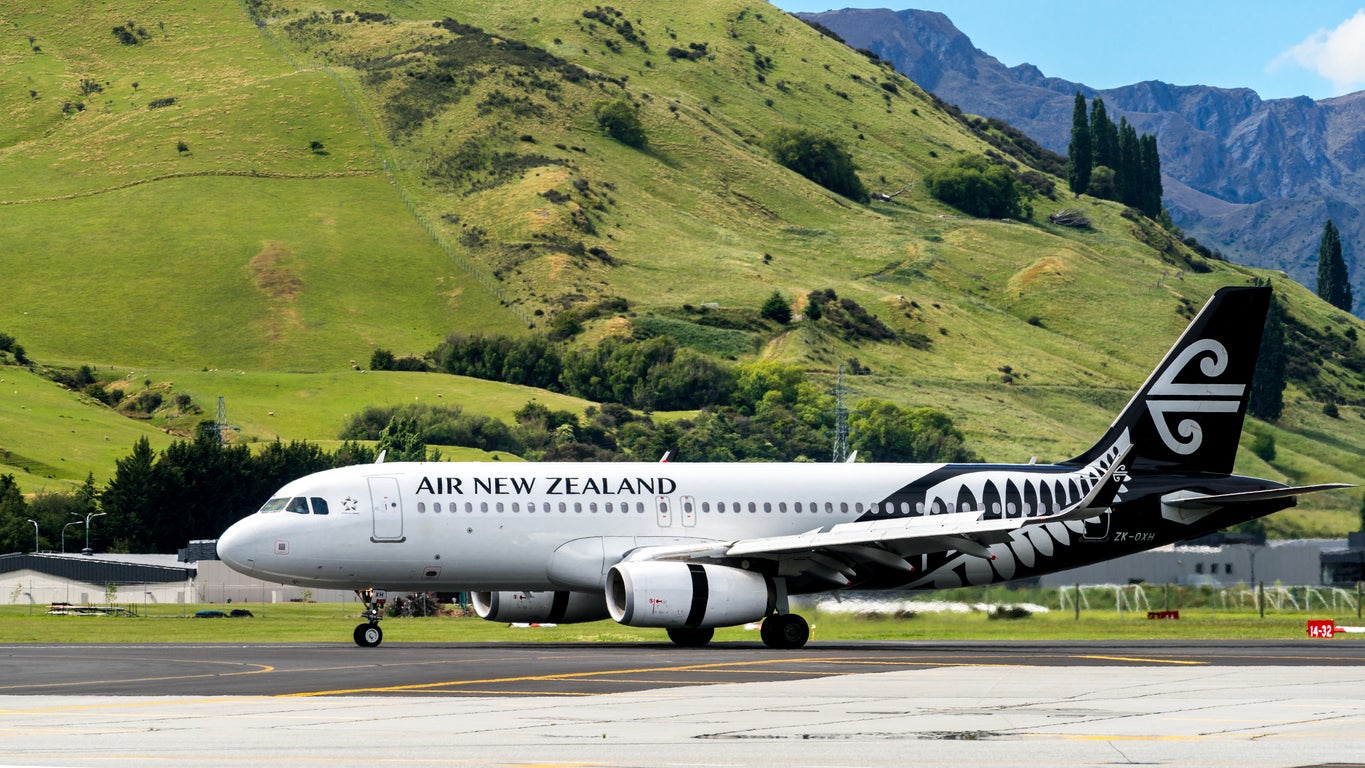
top-left (1, 0), bottom-right (1363, 536)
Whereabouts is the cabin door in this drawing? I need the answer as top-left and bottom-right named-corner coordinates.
top-left (368, 476), bottom-right (405, 542)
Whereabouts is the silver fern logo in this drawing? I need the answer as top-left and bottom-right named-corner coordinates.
top-left (1145, 339), bottom-right (1245, 455)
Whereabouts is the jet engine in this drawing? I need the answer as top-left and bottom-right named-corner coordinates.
top-left (606, 561), bottom-right (775, 628)
top-left (472, 590), bottom-right (610, 624)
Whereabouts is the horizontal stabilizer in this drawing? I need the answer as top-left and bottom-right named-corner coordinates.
top-left (1163, 483), bottom-right (1353, 510)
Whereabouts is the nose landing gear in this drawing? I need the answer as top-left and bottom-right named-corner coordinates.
top-left (353, 588), bottom-right (387, 648)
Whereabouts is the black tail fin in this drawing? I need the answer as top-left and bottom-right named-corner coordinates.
top-left (1065, 286), bottom-right (1271, 476)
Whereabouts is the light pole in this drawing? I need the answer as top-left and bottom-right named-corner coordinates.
top-left (83, 512), bottom-right (106, 554)
top-left (62, 520), bottom-right (84, 554)
top-left (26, 519), bottom-right (38, 553)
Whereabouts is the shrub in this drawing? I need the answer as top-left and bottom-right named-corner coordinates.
top-left (766, 127), bottom-right (869, 203)
top-left (924, 154), bottom-right (1023, 219)
top-left (592, 98), bottom-right (646, 148)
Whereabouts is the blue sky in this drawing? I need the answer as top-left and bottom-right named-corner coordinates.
top-left (772, 1), bottom-right (1365, 100)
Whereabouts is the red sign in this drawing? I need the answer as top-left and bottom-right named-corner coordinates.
top-left (1307, 620), bottom-right (1336, 639)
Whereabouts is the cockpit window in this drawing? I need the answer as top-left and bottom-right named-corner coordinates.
top-left (259, 498), bottom-right (289, 513)
top-left (311, 497), bottom-right (329, 515)
top-left (285, 497), bottom-right (309, 515)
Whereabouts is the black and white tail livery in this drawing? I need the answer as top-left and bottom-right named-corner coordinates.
top-left (1069, 285), bottom-right (1269, 476)
top-left (218, 285), bottom-right (1350, 649)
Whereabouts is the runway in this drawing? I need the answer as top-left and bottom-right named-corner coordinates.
top-left (3, 640), bottom-right (1365, 697)
top-left (2, 641), bottom-right (1365, 767)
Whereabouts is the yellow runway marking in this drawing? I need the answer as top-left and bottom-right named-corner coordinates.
top-left (1072, 655), bottom-right (1207, 665)
top-left (0, 662), bottom-right (275, 692)
top-left (277, 657), bottom-right (871, 697)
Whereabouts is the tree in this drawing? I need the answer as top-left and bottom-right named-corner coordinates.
top-left (593, 98), bottom-right (646, 148)
top-left (1117, 117), bottom-right (1140, 207)
top-left (1090, 97), bottom-right (1118, 170)
top-left (924, 154), bottom-right (1023, 219)
top-left (1248, 295), bottom-right (1286, 421)
top-left (1139, 133), bottom-right (1163, 218)
top-left (849, 400), bottom-right (977, 463)
top-left (100, 437), bottom-right (159, 551)
top-left (0, 474), bottom-right (34, 553)
top-left (1067, 91), bottom-right (1092, 195)
top-left (1317, 219), bottom-right (1354, 312)
top-left (369, 348), bottom-right (395, 371)
top-left (760, 291), bottom-right (792, 324)
top-left (376, 413), bottom-right (429, 462)
top-left (766, 127), bottom-right (869, 203)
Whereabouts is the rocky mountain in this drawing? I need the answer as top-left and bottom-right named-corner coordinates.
top-left (802, 8), bottom-right (1365, 315)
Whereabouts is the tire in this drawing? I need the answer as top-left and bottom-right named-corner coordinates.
top-left (760, 614), bottom-right (809, 649)
top-left (354, 623), bottom-right (383, 648)
top-left (667, 627), bottom-right (714, 647)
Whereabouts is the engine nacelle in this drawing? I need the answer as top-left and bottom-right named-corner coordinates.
top-left (606, 561), bottom-right (774, 629)
top-left (472, 590), bottom-right (610, 624)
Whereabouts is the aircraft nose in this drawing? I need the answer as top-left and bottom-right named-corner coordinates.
top-left (216, 518), bottom-right (259, 572)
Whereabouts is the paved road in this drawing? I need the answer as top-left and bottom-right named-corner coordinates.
top-left (1, 640), bottom-right (1363, 697)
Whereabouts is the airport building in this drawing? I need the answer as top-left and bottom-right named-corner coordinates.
top-left (0, 542), bottom-right (352, 608)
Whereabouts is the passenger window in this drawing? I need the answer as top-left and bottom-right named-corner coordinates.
top-left (433, 502), bottom-right (442, 513)
top-left (763, 502), bottom-right (772, 513)
top-left (286, 497), bottom-right (308, 515)
top-left (748, 502), bottom-right (757, 513)
top-left (702, 502), bottom-right (710, 513)
top-left (512, 502), bottom-right (520, 513)
top-left (480, 501), bottom-right (488, 513)
top-left (464, 502), bottom-right (473, 513)
top-left (778, 502), bottom-right (787, 513)
top-left (825, 502), bottom-right (834, 513)
top-left (589, 502), bottom-right (598, 513)
top-left (496, 502), bottom-right (505, 513)
top-left (574, 502), bottom-right (583, 513)
top-left (915, 501), bottom-right (924, 515)
top-left (417, 502), bottom-right (426, 514)
top-left (527, 501), bottom-right (536, 513)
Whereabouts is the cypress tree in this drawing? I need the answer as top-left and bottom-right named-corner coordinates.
top-left (1138, 133), bottom-right (1163, 218)
top-left (1317, 219), bottom-right (1354, 312)
top-left (1067, 91), bottom-right (1092, 195)
top-left (1090, 97), bottom-right (1118, 170)
top-left (1117, 118), bottom-right (1140, 207)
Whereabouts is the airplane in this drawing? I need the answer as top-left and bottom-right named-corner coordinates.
top-left (216, 285), bottom-right (1349, 649)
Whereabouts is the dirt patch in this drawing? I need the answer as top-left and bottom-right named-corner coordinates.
top-left (249, 242), bottom-right (304, 301)
top-left (1007, 255), bottom-right (1071, 296)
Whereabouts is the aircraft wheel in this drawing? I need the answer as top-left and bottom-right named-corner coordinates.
top-left (667, 627), bottom-right (714, 647)
top-left (761, 614), bottom-right (809, 649)
top-left (354, 622), bottom-right (383, 648)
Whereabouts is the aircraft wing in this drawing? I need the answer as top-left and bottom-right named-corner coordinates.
top-left (622, 509), bottom-right (1063, 587)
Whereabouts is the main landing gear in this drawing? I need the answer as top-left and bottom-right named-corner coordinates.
top-left (353, 588), bottom-right (386, 648)
top-left (664, 613), bottom-right (810, 649)
top-left (760, 613), bottom-right (809, 649)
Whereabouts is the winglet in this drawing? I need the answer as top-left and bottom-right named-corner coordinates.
top-left (1047, 444), bottom-right (1132, 521)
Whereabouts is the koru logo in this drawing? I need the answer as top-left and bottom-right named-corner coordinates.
top-left (1146, 339), bottom-right (1244, 455)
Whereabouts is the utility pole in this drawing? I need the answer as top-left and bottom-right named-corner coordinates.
top-left (829, 365), bottom-right (851, 463)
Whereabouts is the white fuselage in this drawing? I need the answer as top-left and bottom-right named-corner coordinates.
top-left (215, 458), bottom-right (1117, 593)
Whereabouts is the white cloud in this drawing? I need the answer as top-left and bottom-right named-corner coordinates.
top-left (1271, 10), bottom-right (1365, 95)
